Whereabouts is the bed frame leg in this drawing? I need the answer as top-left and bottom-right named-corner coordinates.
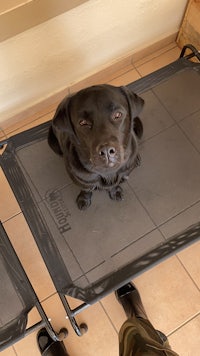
top-left (59, 293), bottom-right (88, 336)
top-left (180, 44), bottom-right (200, 61)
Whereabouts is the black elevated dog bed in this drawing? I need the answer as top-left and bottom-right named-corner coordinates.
top-left (0, 223), bottom-right (67, 351)
top-left (1, 45), bottom-right (200, 336)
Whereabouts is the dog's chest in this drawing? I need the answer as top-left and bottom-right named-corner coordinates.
top-left (98, 153), bottom-right (140, 189)
top-left (99, 171), bottom-right (128, 188)
top-left (100, 174), bottom-right (118, 187)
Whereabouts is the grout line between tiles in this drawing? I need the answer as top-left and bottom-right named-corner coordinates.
top-left (126, 183), bottom-right (162, 241)
top-left (99, 301), bottom-right (119, 335)
top-left (176, 118), bottom-right (200, 156)
top-left (0, 127), bottom-right (8, 139)
top-left (151, 89), bottom-right (177, 124)
top-left (2, 211), bottom-right (22, 224)
top-left (127, 172), bottom-right (200, 249)
top-left (154, 198), bottom-right (200, 247)
top-left (110, 226), bottom-right (159, 258)
top-left (12, 346), bottom-right (18, 356)
top-left (126, 181), bottom-right (180, 253)
top-left (176, 255), bottom-right (200, 292)
top-left (40, 291), bottom-right (57, 304)
top-left (103, 65), bottom-right (141, 85)
top-left (151, 82), bottom-right (200, 157)
top-left (134, 66), bottom-right (143, 79)
top-left (167, 311), bottom-right (200, 338)
top-left (141, 122), bottom-right (177, 145)
top-left (157, 198), bottom-right (200, 231)
top-left (177, 107), bottom-right (200, 124)
top-left (109, 64), bottom-right (136, 79)
top-left (5, 109), bottom-right (55, 137)
top-left (134, 44), bottom-right (179, 69)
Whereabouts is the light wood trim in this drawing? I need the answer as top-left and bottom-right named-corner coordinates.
top-left (0, 0), bottom-right (88, 42)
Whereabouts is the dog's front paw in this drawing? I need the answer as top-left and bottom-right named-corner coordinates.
top-left (134, 154), bottom-right (141, 168)
top-left (76, 190), bottom-right (92, 210)
top-left (109, 186), bottom-right (124, 201)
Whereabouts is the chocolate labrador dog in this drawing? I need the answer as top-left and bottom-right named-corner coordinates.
top-left (48, 84), bottom-right (144, 210)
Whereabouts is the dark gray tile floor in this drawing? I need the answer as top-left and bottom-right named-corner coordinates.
top-left (180, 109), bottom-right (200, 152)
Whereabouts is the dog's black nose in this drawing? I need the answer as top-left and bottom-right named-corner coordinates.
top-left (99, 146), bottom-right (116, 159)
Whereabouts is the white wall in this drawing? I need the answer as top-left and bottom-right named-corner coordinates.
top-left (0, 0), bottom-right (188, 123)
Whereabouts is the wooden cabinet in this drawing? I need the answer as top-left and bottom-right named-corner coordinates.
top-left (177, 0), bottom-right (200, 50)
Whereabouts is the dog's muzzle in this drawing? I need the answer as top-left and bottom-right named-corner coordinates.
top-left (91, 143), bottom-right (122, 170)
top-left (98, 145), bottom-right (117, 167)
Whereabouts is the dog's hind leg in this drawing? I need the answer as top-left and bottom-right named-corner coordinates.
top-left (109, 185), bottom-right (124, 201)
top-left (76, 190), bottom-right (93, 210)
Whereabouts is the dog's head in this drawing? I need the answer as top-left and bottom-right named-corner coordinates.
top-left (52, 85), bottom-right (144, 173)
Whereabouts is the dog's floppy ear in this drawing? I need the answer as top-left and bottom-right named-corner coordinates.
top-left (52, 96), bottom-right (74, 133)
top-left (48, 96), bottom-right (75, 155)
top-left (120, 86), bottom-right (144, 139)
top-left (121, 86), bottom-right (144, 118)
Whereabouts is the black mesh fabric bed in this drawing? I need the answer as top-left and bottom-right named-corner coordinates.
top-left (0, 223), bottom-right (67, 351)
top-left (1, 45), bottom-right (200, 336)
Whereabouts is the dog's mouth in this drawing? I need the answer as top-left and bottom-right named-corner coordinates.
top-left (92, 160), bottom-right (120, 172)
top-left (99, 153), bottom-right (119, 166)
top-left (100, 159), bottom-right (119, 170)
top-left (107, 161), bottom-right (116, 168)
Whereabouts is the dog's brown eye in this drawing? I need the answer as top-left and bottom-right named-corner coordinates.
top-left (79, 119), bottom-right (91, 127)
top-left (113, 111), bottom-right (122, 120)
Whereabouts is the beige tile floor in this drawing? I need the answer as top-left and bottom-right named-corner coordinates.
top-left (1, 42), bottom-right (200, 356)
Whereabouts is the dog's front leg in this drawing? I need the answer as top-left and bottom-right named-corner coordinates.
top-left (76, 190), bottom-right (93, 210)
top-left (109, 185), bottom-right (124, 201)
